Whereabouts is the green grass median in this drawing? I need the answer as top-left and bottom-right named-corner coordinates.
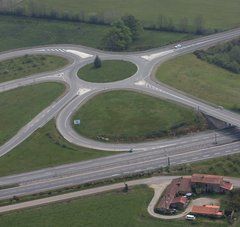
top-left (156, 54), bottom-right (240, 112)
top-left (0, 83), bottom-right (65, 146)
top-left (0, 55), bottom-right (68, 83)
top-left (77, 60), bottom-right (137, 83)
top-left (73, 90), bottom-right (208, 143)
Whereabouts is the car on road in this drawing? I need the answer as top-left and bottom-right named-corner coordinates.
top-left (174, 44), bottom-right (182, 49)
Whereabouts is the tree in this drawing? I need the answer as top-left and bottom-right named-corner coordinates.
top-left (104, 20), bottom-right (132, 51)
top-left (94, 55), bottom-right (102, 68)
top-left (122, 15), bottom-right (143, 40)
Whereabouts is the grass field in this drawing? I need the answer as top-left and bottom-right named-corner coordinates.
top-left (0, 55), bottom-right (68, 83)
top-left (156, 54), bottom-right (240, 112)
top-left (78, 60), bottom-right (137, 83)
top-left (73, 91), bottom-right (207, 143)
top-left (0, 185), bottom-right (228, 227)
top-left (0, 83), bottom-right (65, 146)
top-left (22, 0), bottom-right (240, 30)
top-left (0, 120), bottom-right (115, 177)
top-left (0, 15), bottom-right (195, 52)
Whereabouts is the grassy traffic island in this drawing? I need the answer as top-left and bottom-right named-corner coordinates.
top-left (155, 54), bottom-right (240, 112)
top-left (73, 90), bottom-right (208, 143)
top-left (0, 54), bottom-right (68, 83)
top-left (0, 83), bottom-right (65, 146)
top-left (77, 60), bottom-right (137, 83)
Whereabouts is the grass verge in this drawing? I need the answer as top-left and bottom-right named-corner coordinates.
top-left (169, 153), bottom-right (240, 178)
top-left (0, 15), bottom-right (195, 52)
top-left (0, 185), bottom-right (228, 227)
top-left (156, 54), bottom-right (240, 112)
top-left (0, 83), bottom-right (65, 146)
top-left (0, 55), bottom-right (68, 83)
top-left (73, 90), bottom-right (208, 143)
top-left (78, 60), bottom-right (137, 83)
top-left (0, 120), bottom-right (115, 177)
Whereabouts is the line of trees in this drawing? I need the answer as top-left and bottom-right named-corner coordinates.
top-left (146, 14), bottom-right (214, 35)
top-left (0, 0), bottom-right (216, 36)
top-left (194, 38), bottom-right (240, 74)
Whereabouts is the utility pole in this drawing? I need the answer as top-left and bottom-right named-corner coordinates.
top-left (167, 156), bottom-right (170, 167)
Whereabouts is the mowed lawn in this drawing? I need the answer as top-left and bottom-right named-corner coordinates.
top-left (0, 120), bottom-right (115, 177)
top-left (0, 16), bottom-right (195, 52)
top-left (0, 185), bottom-right (228, 227)
top-left (0, 83), bottom-right (65, 146)
top-left (0, 55), bottom-right (68, 83)
top-left (156, 54), bottom-right (240, 111)
top-left (73, 91), bottom-right (207, 143)
top-left (78, 60), bottom-right (137, 83)
top-left (22, 0), bottom-right (240, 30)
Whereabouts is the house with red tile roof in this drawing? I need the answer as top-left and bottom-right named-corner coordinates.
top-left (154, 177), bottom-right (191, 214)
top-left (191, 174), bottom-right (233, 193)
top-left (191, 205), bottom-right (224, 218)
top-left (154, 174), bottom-right (233, 215)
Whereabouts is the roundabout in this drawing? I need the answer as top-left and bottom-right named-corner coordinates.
top-left (0, 28), bottom-right (240, 199)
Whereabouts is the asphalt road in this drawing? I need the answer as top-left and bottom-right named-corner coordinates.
top-left (0, 28), bottom-right (240, 199)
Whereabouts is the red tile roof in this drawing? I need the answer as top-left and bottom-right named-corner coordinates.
top-left (191, 174), bottom-right (223, 185)
top-left (191, 205), bottom-right (223, 216)
top-left (171, 196), bottom-right (187, 205)
top-left (221, 181), bottom-right (233, 191)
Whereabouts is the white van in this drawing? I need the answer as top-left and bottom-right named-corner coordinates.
top-left (185, 214), bottom-right (196, 220)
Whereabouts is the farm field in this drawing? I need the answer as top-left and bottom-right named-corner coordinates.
top-left (73, 90), bottom-right (207, 143)
top-left (0, 16), bottom-right (195, 52)
top-left (21, 0), bottom-right (240, 30)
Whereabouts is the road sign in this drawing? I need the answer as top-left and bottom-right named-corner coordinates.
top-left (74, 119), bottom-right (81, 125)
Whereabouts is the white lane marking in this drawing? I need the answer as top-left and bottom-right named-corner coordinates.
top-left (134, 80), bottom-right (146, 86)
top-left (66, 50), bottom-right (93, 59)
top-left (203, 154), bottom-right (210, 158)
top-left (77, 88), bottom-right (91, 96)
top-left (141, 50), bottom-right (174, 61)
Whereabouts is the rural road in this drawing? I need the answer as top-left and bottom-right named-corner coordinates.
top-left (0, 28), bottom-right (240, 199)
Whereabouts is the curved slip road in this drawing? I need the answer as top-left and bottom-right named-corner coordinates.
top-left (0, 28), bottom-right (240, 198)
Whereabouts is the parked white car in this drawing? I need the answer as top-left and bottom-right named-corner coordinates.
top-left (186, 214), bottom-right (196, 220)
